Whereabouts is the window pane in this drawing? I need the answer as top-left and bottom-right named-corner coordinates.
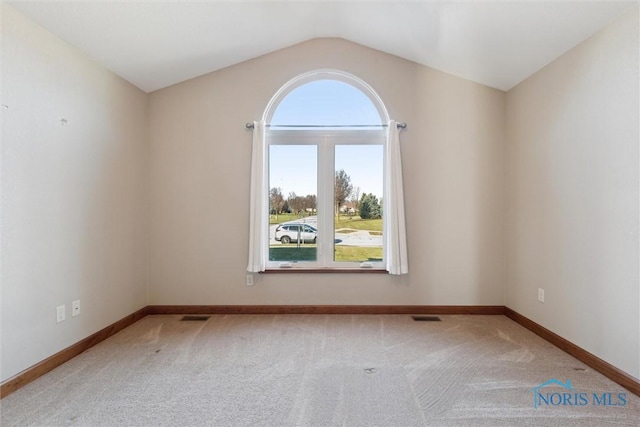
top-left (269, 145), bottom-right (318, 262)
top-left (271, 80), bottom-right (382, 128)
top-left (334, 145), bottom-right (383, 263)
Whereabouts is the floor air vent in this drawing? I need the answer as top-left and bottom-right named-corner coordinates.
top-left (180, 315), bottom-right (211, 321)
top-left (411, 316), bottom-right (441, 322)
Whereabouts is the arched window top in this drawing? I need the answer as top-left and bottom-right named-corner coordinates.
top-left (263, 70), bottom-right (389, 128)
top-left (271, 80), bottom-right (381, 127)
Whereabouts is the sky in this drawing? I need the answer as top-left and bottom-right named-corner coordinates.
top-left (270, 79), bottom-right (382, 126)
top-left (268, 80), bottom-right (384, 199)
top-left (269, 145), bottom-right (382, 198)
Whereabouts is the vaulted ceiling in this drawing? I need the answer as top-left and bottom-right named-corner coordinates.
top-left (8, 1), bottom-right (637, 93)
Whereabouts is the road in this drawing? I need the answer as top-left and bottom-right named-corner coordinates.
top-left (269, 217), bottom-right (382, 247)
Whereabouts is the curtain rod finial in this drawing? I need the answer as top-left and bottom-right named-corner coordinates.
top-left (246, 122), bottom-right (255, 129)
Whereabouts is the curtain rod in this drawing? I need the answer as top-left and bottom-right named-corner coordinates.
top-left (245, 123), bottom-right (407, 129)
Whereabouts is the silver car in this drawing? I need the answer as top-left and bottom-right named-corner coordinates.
top-left (274, 223), bottom-right (317, 244)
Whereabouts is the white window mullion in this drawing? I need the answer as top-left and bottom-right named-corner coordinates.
top-left (317, 139), bottom-right (334, 267)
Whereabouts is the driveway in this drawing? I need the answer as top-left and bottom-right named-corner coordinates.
top-left (334, 229), bottom-right (383, 247)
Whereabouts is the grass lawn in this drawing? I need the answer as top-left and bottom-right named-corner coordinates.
top-left (335, 215), bottom-right (382, 232)
top-left (335, 246), bottom-right (382, 262)
top-left (269, 244), bottom-right (382, 263)
top-left (269, 245), bottom-right (317, 261)
top-left (269, 213), bottom-right (315, 225)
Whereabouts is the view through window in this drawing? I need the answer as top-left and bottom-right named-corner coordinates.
top-left (267, 77), bottom-right (386, 268)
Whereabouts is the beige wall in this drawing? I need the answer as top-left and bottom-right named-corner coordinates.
top-left (505, 8), bottom-right (640, 378)
top-left (6, 2), bottom-right (637, 386)
top-left (148, 38), bottom-right (506, 306)
top-left (1, 6), bottom-right (149, 381)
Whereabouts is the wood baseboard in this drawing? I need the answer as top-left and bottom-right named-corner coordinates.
top-left (504, 307), bottom-right (640, 396)
top-left (0, 307), bottom-right (148, 399)
top-left (146, 305), bottom-right (506, 315)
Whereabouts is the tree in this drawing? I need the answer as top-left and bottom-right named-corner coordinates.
top-left (288, 192), bottom-right (301, 214)
top-left (304, 194), bottom-right (317, 214)
top-left (269, 187), bottom-right (285, 218)
top-left (334, 169), bottom-right (353, 215)
top-left (350, 186), bottom-right (361, 216)
top-left (359, 193), bottom-right (381, 219)
top-left (284, 193), bottom-right (316, 216)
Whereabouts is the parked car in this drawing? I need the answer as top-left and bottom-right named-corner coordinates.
top-left (274, 223), bottom-right (317, 244)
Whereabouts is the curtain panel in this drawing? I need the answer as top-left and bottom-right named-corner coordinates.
top-left (247, 120), bottom-right (268, 272)
top-left (384, 120), bottom-right (409, 275)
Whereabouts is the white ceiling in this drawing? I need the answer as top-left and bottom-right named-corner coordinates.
top-left (8, 0), bottom-right (638, 93)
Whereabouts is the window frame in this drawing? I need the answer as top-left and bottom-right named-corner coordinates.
top-left (266, 129), bottom-right (385, 270)
top-left (263, 70), bottom-right (390, 272)
top-left (264, 70), bottom-right (389, 127)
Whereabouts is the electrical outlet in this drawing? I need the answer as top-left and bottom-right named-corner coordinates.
top-left (538, 288), bottom-right (545, 303)
top-left (56, 305), bottom-right (66, 323)
top-left (72, 300), bottom-right (80, 317)
top-left (246, 275), bottom-right (254, 286)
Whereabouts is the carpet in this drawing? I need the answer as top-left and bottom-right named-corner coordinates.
top-left (1, 314), bottom-right (638, 426)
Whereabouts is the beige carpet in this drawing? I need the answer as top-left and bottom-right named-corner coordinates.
top-left (1, 314), bottom-right (639, 426)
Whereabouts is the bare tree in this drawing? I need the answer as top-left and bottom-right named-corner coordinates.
top-left (335, 169), bottom-right (353, 216)
top-left (269, 187), bottom-right (285, 219)
top-left (288, 192), bottom-right (301, 215)
top-left (304, 194), bottom-right (317, 214)
top-left (350, 186), bottom-right (361, 216)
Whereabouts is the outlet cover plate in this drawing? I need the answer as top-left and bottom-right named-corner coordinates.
top-left (72, 300), bottom-right (80, 317)
top-left (56, 305), bottom-right (66, 323)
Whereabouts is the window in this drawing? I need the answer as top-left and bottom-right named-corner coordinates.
top-left (266, 71), bottom-right (387, 270)
top-left (247, 70), bottom-right (408, 274)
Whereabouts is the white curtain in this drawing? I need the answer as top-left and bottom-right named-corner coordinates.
top-left (247, 120), bottom-right (268, 272)
top-left (384, 120), bottom-right (409, 275)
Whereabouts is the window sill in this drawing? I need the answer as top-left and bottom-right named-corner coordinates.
top-left (261, 268), bottom-right (388, 274)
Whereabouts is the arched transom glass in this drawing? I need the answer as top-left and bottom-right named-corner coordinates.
top-left (270, 80), bottom-right (383, 128)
